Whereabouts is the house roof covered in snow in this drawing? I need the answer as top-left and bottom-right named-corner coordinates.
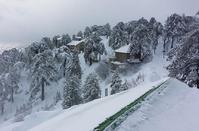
top-left (115, 44), bottom-right (130, 53)
top-left (57, 37), bottom-right (62, 41)
top-left (67, 39), bottom-right (85, 46)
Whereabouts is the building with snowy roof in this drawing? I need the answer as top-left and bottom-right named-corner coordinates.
top-left (114, 44), bottom-right (141, 63)
top-left (67, 39), bottom-right (85, 52)
top-left (115, 45), bottom-right (130, 63)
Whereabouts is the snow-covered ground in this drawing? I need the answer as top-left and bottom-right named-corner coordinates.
top-left (0, 79), bottom-right (166, 131)
top-left (0, 37), bottom-right (171, 131)
top-left (117, 78), bottom-right (199, 131)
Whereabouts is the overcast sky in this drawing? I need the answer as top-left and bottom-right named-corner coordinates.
top-left (0, 0), bottom-right (198, 50)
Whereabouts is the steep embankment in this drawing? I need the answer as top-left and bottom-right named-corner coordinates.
top-left (117, 79), bottom-right (199, 131)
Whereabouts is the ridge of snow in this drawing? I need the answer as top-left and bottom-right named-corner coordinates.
top-left (117, 78), bottom-right (199, 131)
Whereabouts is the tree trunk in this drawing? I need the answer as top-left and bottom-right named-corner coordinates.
top-left (171, 37), bottom-right (174, 49)
top-left (0, 102), bottom-right (4, 115)
top-left (63, 59), bottom-right (66, 77)
top-left (41, 78), bottom-right (45, 101)
top-left (89, 57), bottom-right (92, 66)
top-left (11, 87), bottom-right (14, 103)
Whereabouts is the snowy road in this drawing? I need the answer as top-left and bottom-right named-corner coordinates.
top-left (117, 79), bottom-right (199, 131)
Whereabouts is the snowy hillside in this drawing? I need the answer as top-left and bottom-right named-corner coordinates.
top-left (117, 79), bottom-right (199, 131)
top-left (0, 37), bottom-right (168, 130)
top-left (0, 11), bottom-right (199, 131)
top-left (0, 79), bottom-right (167, 131)
top-left (2, 78), bottom-right (199, 131)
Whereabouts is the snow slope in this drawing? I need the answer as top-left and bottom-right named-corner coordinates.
top-left (117, 78), bottom-right (199, 131)
top-left (29, 79), bottom-right (167, 131)
top-left (0, 37), bottom-right (170, 131)
top-left (0, 79), bottom-right (167, 131)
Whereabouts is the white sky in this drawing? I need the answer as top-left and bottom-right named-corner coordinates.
top-left (0, 0), bottom-right (198, 50)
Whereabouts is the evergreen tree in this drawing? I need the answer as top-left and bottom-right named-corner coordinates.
top-left (149, 17), bottom-right (163, 53)
top-left (77, 31), bottom-right (83, 38)
top-left (6, 68), bottom-right (20, 102)
top-left (65, 51), bottom-right (82, 79)
top-left (168, 29), bottom-right (199, 88)
top-left (84, 33), bottom-right (105, 65)
top-left (110, 70), bottom-right (122, 95)
top-left (55, 91), bottom-right (62, 104)
top-left (30, 50), bottom-right (57, 100)
top-left (120, 80), bottom-right (129, 91)
top-left (0, 56), bottom-right (9, 75)
top-left (0, 48), bottom-right (24, 74)
top-left (164, 14), bottom-right (187, 50)
top-left (62, 50), bottom-right (82, 109)
top-left (109, 22), bottom-right (129, 49)
top-left (84, 26), bottom-right (92, 38)
top-left (0, 100), bottom-right (4, 115)
top-left (72, 34), bottom-right (76, 40)
top-left (52, 35), bottom-right (61, 48)
top-left (0, 77), bottom-right (6, 115)
top-left (103, 23), bottom-right (111, 37)
top-left (62, 76), bottom-right (82, 109)
top-left (41, 37), bottom-right (54, 49)
top-left (84, 38), bottom-right (94, 65)
top-left (83, 73), bottom-right (101, 103)
top-left (61, 34), bottom-right (71, 45)
top-left (129, 24), bottom-right (151, 60)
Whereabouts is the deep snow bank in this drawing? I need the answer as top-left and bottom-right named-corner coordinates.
top-left (117, 79), bottom-right (199, 131)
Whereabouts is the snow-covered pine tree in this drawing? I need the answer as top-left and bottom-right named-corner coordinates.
top-left (103, 23), bottom-right (111, 38)
top-left (6, 68), bottom-right (20, 102)
top-left (83, 73), bottom-right (101, 103)
top-left (91, 33), bottom-right (105, 61)
top-left (62, 75), bottom-right (82, 109)
top-left (65, 51), bottom-right (82, 79)
top-left (77, 31), bottom-right (83, 39)
top-left (84, 33), bottom-right (105, 65)
top-left (163, 14), bottom-right (187, 51)
top-left (84, 26), bottom-right (92, 38)
top-left (25, 42), bottom-right (41, 65)
top-left (84, 38), bottom-right (94, 65)
top-left (129, 24), bottom-right (152, 61)
top-left (62, 50), bottom-right (82, 109)
top-left (30, 50), bottom-right (57, 101)
top-left (0, 100), bottom-right (4, 115)
top-left (185, 65), bottom-right (199, 87)
top-left (120, 80), bottom-right (129, 91)
top-left (149, 17), bottom-right (163, 53)
top-left (72, 34), bottom-right (76, 40)
top-left (61, 34), bottom-right (71, 45)
top-left (55, 91), bottom-right (62, 104)
top-left (0, 56), bottom-right (9, 75)
top-left (110, 70), bottom-right (122, 95)
top-left (168, 29), bottom-right (199, 88)
top-left (0, 77), bottom-right (6, 115)
top-left (52, 35), bottom-right (61, 48)
top-left (0, 48), bottom-right (24, 74)
top-left (109, 22), bottom-right (129, 49)
top-left (41, 37), bottom-right (54, 50)
top-left (55, 48), bottom-right (72, 78)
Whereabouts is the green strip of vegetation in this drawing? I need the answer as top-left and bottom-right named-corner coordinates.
top-left (93, 80), bottom-right (167, 131)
